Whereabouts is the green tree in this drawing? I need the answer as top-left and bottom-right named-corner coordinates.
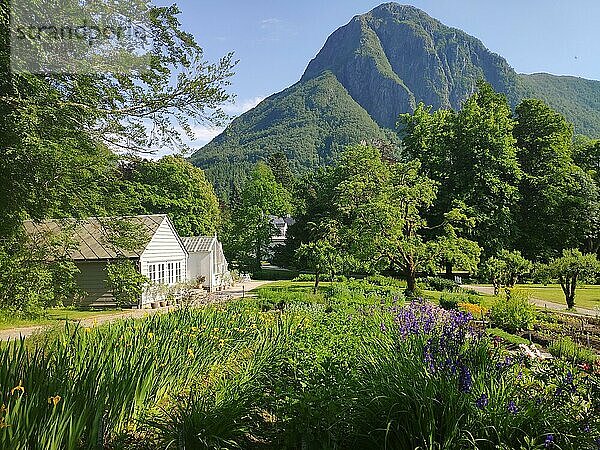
top-left (400, 81), bottom-right (521, 257)
top-left (331, 145), bottom-right (481, 295)
top-left (105, 259), bottom-right (149, 308)
top-left (120, 156), bottom-right (221, 237)
top-left (482, 250), bottom-right (532, 295)
top-left (514, 99), bottom-right (597, 260)
top-left (573, 137), bottom-right (600, 256)
top-left (296, 237), bottom-right (343, 294)
top-left (0, 1), bottom-right (235, 238)
top-left (0, 234), bottom-right (81, 314)
top-left (266, 151), bottom-right (295, 192)
top-left (542, 249), bottom-right (600, 309)
top-left (226, 162), bottom-right (291, 272)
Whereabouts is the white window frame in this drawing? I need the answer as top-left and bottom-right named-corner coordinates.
top-left (158, 263), bottom-right (165, 284)
top-left (175, 261), bottom-right (181, 283)
top-left (148, 264), bottom-right (156, 283)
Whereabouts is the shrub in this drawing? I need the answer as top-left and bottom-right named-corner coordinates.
top-left (105, 259), bottom-right (148, 307)
top-left (439, 293), bottom-right (460, 310)
top-left (365, 275), bottom-right (405, 287)
top-left (292, 273), bottom-right (316, 282)
top-left (439, 292), bottom-right (481, 310)
top-left (486, 328), bottom-right (530, 346)
top-left (422, 276), bottom-right (461, 292)
top-left (548, 336), bottom-right (597, 365)
top-left (292, 273), bottom-right (348, 282)
top-left (252, 268), bottom-right (299, 280)
top-left (490, 290), bottom-right (537, 332)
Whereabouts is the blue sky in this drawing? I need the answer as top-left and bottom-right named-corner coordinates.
top-left (159, 0), bottom-right (600, 146)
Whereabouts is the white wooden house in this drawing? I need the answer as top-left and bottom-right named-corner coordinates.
top-left (181, 236), bottom-right (231, 292)
top-left (24, 215), bottom-right (188, 308)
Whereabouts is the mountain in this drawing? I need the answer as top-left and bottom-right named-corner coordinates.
top-left (191, 3), bottom-right (600, 197)
top-left (517, 73), bottom-right (600, 138)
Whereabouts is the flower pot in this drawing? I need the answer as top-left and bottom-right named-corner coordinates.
top-left (159, 301), bottom-right (166, 308)
top-left (151, 302), bottom-right (159, 309)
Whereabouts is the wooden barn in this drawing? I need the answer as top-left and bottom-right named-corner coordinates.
top-left (181, 235), bottom-right (231, 292)
top-left (24, 215), bottom-right (188, 308)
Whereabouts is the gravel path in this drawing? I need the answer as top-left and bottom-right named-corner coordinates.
top-left (464, 285), bottom-right (600, 318)
top-left (0, 281), bottom-right (275, 341)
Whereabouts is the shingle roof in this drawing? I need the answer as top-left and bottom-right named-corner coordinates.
top-left (181, 236), bottom-right (216, 254)
top-left (23, 215), bottom-right (167, 261)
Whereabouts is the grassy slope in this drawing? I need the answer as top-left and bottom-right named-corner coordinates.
top-left (190, 71), bottom-right (395, 199)
top-left (517, 73), bottom-right (600, 138)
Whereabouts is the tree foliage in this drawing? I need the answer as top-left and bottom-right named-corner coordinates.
top-left (224, 162), bottom-right (291, 272)
top-left (287, 145), bottom-right (481, 294)
top-left (400, 81), bottom-right (521, 257)
top-left (482, 250), bottom-right (532, 295)
top-left (514, 99), bottom-right (598, 260)
top-left (105, 259), bottom-right (149, 308)
top-left (116, 156), bottom-right (221, 237)
top-left (0, 0), bottom-right (234, 238)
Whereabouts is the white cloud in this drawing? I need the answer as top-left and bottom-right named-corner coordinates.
top-left (223, 96), bottom-right (265, 116)
top-left (260, 18), bottom-right (282, 29)
top-left (173, 125), bottom-right (225, 153)
top-left (142, 96), bottom-right (266, 159)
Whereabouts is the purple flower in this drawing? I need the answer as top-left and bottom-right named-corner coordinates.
top-left (459, 366), bottom-right (472, 393)
top-left (544, 434), bottom-right (554, 448)
top-left (380, 323), bottom-right (387, 333)
top-left (475, 393), bottom-right (488, 410)
top-left (507, 400), bottom-right (518, 414)
top-left (565, 371), bottom-right (574, 384)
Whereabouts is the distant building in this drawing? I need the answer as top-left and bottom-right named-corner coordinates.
top-left (269, 216), bottom-right (295, 247)
top-left (24, 215), bottom-right (188, 308)
top-left (181, 235), bottom-right (231, 292)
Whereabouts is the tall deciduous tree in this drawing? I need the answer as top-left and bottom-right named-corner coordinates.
top-left (0, 0), bottom-right (235, 237)
top-left (514, 99), bottom-right (598, 260)
top-left (400, 81), bottom-right (521, 257)
top-left (330, 145), bottom-right (481, 294)
top-left (118, 156), bottom-right (221, 237)
top-left (226, 162), bottom-right (291, 272)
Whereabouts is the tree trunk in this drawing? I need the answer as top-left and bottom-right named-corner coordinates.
top-left (313, 271), bottom-right (320, 294)
top-left (406, 272), bottom-right (417, 297)
top-left (445, 261), bottom-right (453, 279)
top-left (566, 275), bottom-right (577, 309)
top-left (493, 281), bottom-right (500, 296)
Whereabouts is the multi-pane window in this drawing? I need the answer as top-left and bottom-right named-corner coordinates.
top-left (158, 264), bottom-right (165, 284)
top-left (167, 262), bottom-right (174, 284)
top-left (175, 262), bottom-right (181, 282)
top-left (148, 261), bottom-right (184, 285)
top-left (148, 264), bottom-right (156, 282)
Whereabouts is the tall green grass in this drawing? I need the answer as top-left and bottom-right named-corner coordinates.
top-left (0, 280), bottom-right (597, 449)
top-left (0, 305), bottom-right (288, 449)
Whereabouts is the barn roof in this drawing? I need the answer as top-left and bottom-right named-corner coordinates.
top-left (23, 215), bottom-right (168, 261)
top-left (181, 235), bottom-right (217, 254)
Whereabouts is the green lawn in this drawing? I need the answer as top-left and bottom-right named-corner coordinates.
top-left (516, 284), bottom-right (600, 311)
top-left (0, 308), bottom-right (123, 331)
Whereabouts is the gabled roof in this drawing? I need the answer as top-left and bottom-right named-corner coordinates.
top-left (23, 215), bottom-right (168, 261)
top-left (181, 235), bottom-right (217, 254)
